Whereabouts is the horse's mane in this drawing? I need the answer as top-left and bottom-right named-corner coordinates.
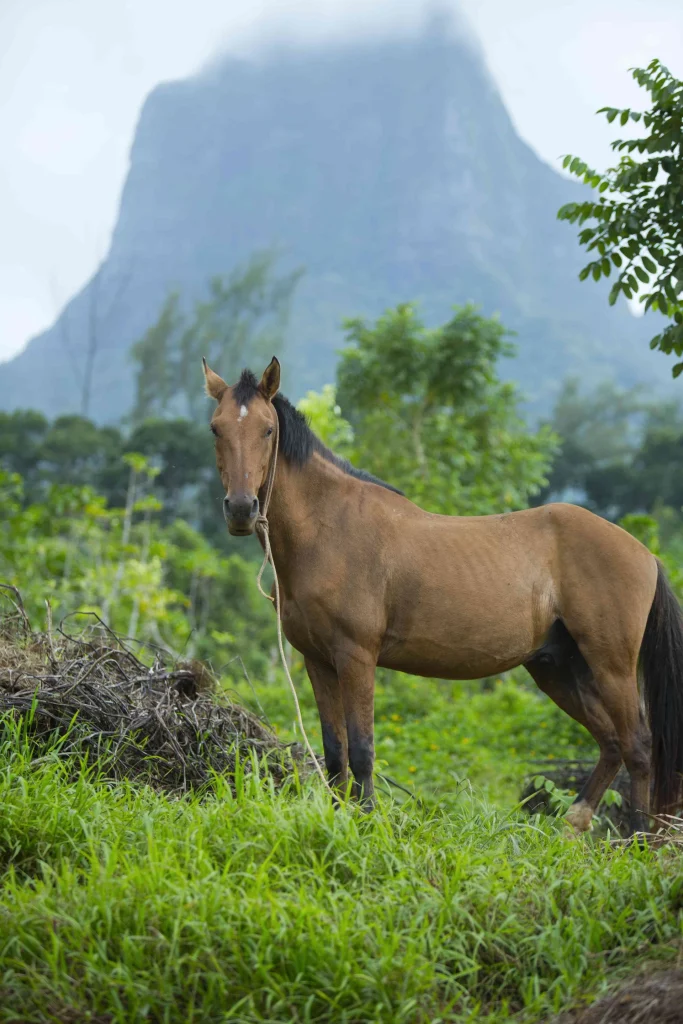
top-left (232, 369), bottom-right (403, 495)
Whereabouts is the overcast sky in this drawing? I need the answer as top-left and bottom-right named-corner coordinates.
top-left (1, 0), bottom-right (682, 361)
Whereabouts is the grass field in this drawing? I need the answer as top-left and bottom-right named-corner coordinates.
top-left (1, 689), bottom-right (682, 1024)
top-left (230, 664), bottom-right (597, 809)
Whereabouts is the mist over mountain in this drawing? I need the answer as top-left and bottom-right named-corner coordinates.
top-left (0, 21), bottom-right (665, 422)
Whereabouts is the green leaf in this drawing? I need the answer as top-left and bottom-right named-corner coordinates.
top-left (665, 278), bottom-right (679, 301)
top-left (558, 62), bottom-right (683, 373)
top-left (672, 361), bottom-right (683, 378)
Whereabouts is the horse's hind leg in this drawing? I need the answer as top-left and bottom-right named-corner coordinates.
top-left (525, 623), bottom-right (623, 832)
top-left (581, 668), bottom-right (651, 836)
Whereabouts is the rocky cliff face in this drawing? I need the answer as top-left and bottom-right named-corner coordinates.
top-left (0, 25), bottom-right (662, 422)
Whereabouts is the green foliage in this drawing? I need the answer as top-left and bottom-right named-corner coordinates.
top-left (0, 468), bottom-right (273, 675)
top-left (130, 250), bottom-right (302, 422)
top-left (235, 663), bottom-right (595, 809)
top-left (0, 465), bottom-right (186, 648)
top-left (336, 304), bottom-right (557, 513)
top-left (558, 59), bottom-right (683, 372)
top-left (620, 512), bottom-right (683, 600)
top-left (0, 410), bottom-right (232, 545)
top-left (0, 729), bottom-right (681, 1023)
top-left (0, 410), bottom-right (48, 480)
top-left (542, 378), bottom-right (683, 520)
top-left (0, 411), bottom-right (127, 506)
top-left (297, 385), bottom-right (354, 449)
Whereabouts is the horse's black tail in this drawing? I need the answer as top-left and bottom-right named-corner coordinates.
top-left (640, 559), bottom-right (683, 815)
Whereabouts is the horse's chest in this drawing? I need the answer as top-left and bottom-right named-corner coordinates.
top-left (278, 595), bottom-right (325, 658)
top-left (278, 587), bottom-right (349, 661)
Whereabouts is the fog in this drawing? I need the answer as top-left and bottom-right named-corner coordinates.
top-left (1, 0), bottom-right (682, 359)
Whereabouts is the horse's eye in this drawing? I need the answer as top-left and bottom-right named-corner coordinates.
top-left (265, 427), bottom-right (273, 437)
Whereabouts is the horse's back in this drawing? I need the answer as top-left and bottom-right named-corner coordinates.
top-left (377, 499), bottom-right (657, 679)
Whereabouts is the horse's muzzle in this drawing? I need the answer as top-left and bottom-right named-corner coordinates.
top-left (224, 494), bottom-right (259, 535)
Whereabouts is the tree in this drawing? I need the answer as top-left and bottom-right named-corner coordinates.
top-left (129, 293), bottom-right (184, 424)
top-left (624, 403), bottom-right (683, 514)
top-left (540, 378), bottom-right (683, 521)
top-left (296, 386), bottom-right (354, 450)
top-left (49, 257), bottom-right (131, 418)
top-left (0, 410), bottom-right (48, 489)
top-left (558, 59), bottom-right (683, 374)
top-left (0, 466), bottom-right (275, 673)
top-left (39, 416), bottom-right (123, 489)
top-left (539, 378), bottom-right (648, 505)
top-left (130, 251), bottom-right (302, 423)
top-left (125, 418), bottom-right (218, 530)
top-left (0, 408), bottom-right (226, 542)
top-left (334, 304), bottom-right (556, 515)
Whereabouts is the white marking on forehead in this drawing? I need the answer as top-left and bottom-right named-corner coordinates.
top-left (238, 405), bottom-right (248, 420)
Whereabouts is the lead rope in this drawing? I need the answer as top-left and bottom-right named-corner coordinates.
top-left (255, 414), bottom-right (333, 795)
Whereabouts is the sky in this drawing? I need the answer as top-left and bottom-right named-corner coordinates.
top-left (1, 0), bottom-right (682, 361)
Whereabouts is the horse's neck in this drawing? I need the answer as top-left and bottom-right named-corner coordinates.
top-left (260, 454), bottom-right (335, 581)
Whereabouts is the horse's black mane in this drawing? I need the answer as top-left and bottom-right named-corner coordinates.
top-left (232, 369), bottom-right (402, 495)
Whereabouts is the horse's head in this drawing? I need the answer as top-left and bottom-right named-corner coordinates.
top-left (203, 356), bottom-right (280, 536)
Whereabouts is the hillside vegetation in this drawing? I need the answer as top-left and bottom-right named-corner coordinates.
top-left (1, 304), bottom-right (683, 1021)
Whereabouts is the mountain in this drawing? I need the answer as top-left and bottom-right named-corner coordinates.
top-left (0, 20), bottom-right (668, 422)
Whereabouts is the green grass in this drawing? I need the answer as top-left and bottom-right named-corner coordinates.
top-left (1, 719), bottom-right (682, 1024)
top-left (231, 665), bottom-right (597, 808)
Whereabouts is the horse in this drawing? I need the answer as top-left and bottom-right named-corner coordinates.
top-left (203, 355), bottom-right (683, 835)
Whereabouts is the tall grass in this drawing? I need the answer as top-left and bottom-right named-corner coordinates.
top-left (231, 666), bottom-right (597, 808)
top-left (1, 719), bottom-right (681, 1023)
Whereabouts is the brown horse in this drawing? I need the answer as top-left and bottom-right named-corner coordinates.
top-left (204, 356), bottom-right (683, 835)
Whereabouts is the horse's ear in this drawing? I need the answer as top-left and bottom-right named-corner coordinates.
top-left (202, 357), bottom-right (227, 401)
top-left (258, 356), bottom-right (280, 401)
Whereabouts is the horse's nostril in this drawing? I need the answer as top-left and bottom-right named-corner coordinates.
top-left (223, 496), bottom-right (230, 514)
top-left (251, 497), bottom-right (259, 517)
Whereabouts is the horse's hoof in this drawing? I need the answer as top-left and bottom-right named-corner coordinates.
top-left (565, 799), bottom-right (593, 833)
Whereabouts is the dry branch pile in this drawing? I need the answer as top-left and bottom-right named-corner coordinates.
top-left (0, 585), bottom-right (308, 794)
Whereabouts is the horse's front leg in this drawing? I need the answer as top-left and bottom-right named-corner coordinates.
top-left (337, 650), bottom-right (376, 810)
top-left (304, 657), bottom-right (348, 794)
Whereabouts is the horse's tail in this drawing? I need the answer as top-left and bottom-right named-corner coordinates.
top-left (640, 559), bottom-right (683, 815)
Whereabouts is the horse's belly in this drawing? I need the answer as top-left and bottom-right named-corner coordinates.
top-left (378, 643), bottom-right (531, 680)
top-left (378, 587), bottom-right (549, 680)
